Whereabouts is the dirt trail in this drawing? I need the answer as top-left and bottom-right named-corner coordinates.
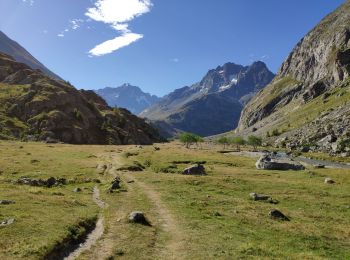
top-left (85, 150), bottom-right (187, 260)
top-left (124, 173), bottom-right (186, 260)
top-left (64, 187), bottom-right (106, 260)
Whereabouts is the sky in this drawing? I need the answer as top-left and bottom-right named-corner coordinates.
top-left (0, 0), bottom-right (345, 96)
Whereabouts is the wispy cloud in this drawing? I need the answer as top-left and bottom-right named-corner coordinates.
top-left (22, 0), bottom-right (34, 6)
top-left (86, 0), bottom-right (153, 56)
top-left (57, 19), bottom-right (85, 38)
top-left (171, 58), bottom-right (180, 63)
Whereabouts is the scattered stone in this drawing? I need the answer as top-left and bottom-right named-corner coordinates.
top-left (73, 187), bottom-right (82, 193)
top-left (256, 154), bottom-right (305, 171)
top-left (93, 179), bottom-right (101, 183)
top-left (128, 211), bottom-right (151, 226)
top-left (16, 177), bottom-right (66, 187)
top-left (213, 211), bottom-right (222, 217)
top-left (182, 164), bottom-right (206, 175)
top-left (325, 178), bottom-right (335, 184)
top-left (250, 193), bottom-right (279, 204)
top-left (268, 198), bottom-right (279, 204)
top-left (269, 209), bottom-right (289, 221)
top-left (0, 218), bottom-right (15, 226)
top-left (117, 165), bottom-right (144, 172)
top-left (110, 176), bottom-right (121, 190)
top-left (154, 146), bottom-right (160, 151)
top-left (46, 177), bottom-right (57, 187)
top-left (0, 200), bottom-right (15, 205)
top-left (30, 159), bottom-right (40, 164)
top-left (250, 192), bottom-right (270, 201)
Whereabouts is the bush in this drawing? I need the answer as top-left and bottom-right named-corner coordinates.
top-left (247, 136), bottom-right (262, 151)
top-left (272, 129), bottom-right (280, 136)
top-left (217, 137), bottom-right (230, 149)
top-left (179, 132), bottom-right (202, 148)
top-left (73, 108), bottom-right (83, 121)
top-left (230, 136), bottom-right (245, 151)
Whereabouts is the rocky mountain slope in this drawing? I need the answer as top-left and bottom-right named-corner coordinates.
top-left (0, 31), bottom-right (61, 80)
top-left (237, 0), bottom-right (350, 154)
top-left (95, 84), bottom-right (160, 115)
top-left (141, 61), bottom-right (274, 137)
top-left (0, 52), bottom-right (162, 144)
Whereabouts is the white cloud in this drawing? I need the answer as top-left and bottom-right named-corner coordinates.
top-left (86, 0), bottom-right (153, 56)
top-left (89, 33), bottom-right (143, 56)
top-left (171, 58), bottom-right (180, 63)
top-left (86, 0), bottom-right (152, 24)
top-left (57, 33), bottom-right (64, 37)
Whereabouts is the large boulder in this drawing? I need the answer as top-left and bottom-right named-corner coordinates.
top-left (182, 164), bottom-right (206, 175)
top-left (256, 154), bottom-right (305, 171)
top-left (128, 211), bottom-right (151, 226)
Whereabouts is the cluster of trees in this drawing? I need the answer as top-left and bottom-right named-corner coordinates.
top-left (178, 132), bottom-right (263, 151)
top-left (178, 132), bottom-right (204, 148)
top-left (216, 135), bottom-right (262, 151)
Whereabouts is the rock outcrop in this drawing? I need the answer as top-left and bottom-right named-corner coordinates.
top-left (256, 154), bottom-right (305, 171)
top-left (182, 164), bottom-right (206, 175)
top-left (0, 52), bottom-right (163, 144)
top-left (237, 1), bottom-right (350, 154)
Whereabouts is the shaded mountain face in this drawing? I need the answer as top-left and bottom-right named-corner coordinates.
top-left (0, 52), bottom-right (163, 144)
top-left (95, 84), bottom-right (160, 115)
top-left (140, 61), bottom-right (274, 137)
top-left (237, 1), bottom-right (350, 154)
top-left (0, 31), bottom-right (61, 80)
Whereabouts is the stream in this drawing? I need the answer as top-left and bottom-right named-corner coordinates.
top-left (63, 187), bottom-right (106, 260)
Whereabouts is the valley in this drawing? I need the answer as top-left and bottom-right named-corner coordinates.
top-left (0, 141), bottom-right (349, 259)
top-left (0, 0), bottom-right (350, 259)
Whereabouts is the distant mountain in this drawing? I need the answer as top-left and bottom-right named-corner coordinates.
top-left (95, 84), bottom-right (160, 115)
top-left (140, 61), bottom-right (274, 137)
top-left (0, 30), bottom-right (61, 80)
top-left (237, 1), bottom-right (350, 154)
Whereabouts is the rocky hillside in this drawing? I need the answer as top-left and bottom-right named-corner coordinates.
top-left (0, 31), bottom-right (61, 80)
top-left (95, 84), bottom-right (160, 115)
top-left (0, 52), bottom-right (163, 144)
top-left (141, 61), bottom-right (274, 137)
top-left (237, 0), bottom-right (350, 155)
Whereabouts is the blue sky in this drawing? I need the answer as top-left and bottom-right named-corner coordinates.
top-left (0, 0), bottom-right (345, 96)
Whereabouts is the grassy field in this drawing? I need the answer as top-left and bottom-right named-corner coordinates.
top-left (0, 141), bottom-right (349, 259)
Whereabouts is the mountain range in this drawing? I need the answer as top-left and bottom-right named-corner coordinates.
top-left (236, 0), bottom-right (350, 154)
top-left (95, 84), bottom-right (160, 115)
top-left (140, 61), bottom-right (274, 137)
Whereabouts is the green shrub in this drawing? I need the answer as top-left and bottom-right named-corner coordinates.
top-left (247, 136), bottom-right (262, 151)
top-left (179, 132), bottom-right (202, 148)
top-left (73, 108), bottom-right (83, 121)
top-left (230, 136), bottom-right (245, 151)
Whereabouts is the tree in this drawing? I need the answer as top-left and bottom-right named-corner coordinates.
top-left (231, 136), bottom-right (245, 151)
top-left (247, 135), bottom-right (262, 151)
top-left (217, 137), bottom-right (230, 150)
top-left (179, 132), bottom-right (202, 148)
